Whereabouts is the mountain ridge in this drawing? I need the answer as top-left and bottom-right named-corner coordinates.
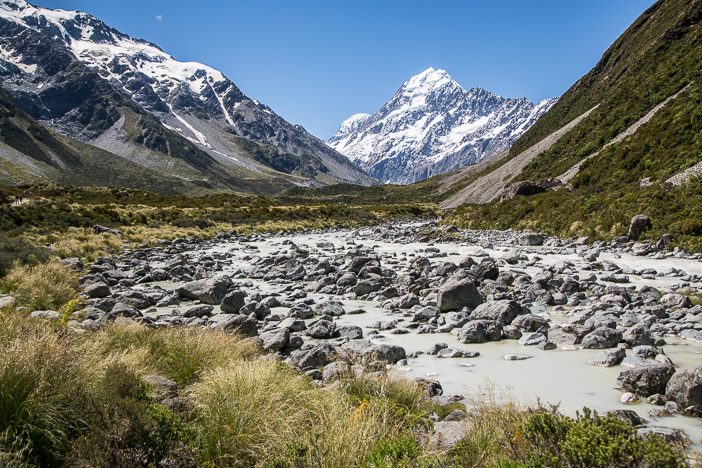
top-left (329, 67), bottom-right (556, 184)
top-left (0, 0), bottom-right (375, 192)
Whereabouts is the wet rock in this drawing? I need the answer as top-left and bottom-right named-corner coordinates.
top-left (581, 327), bottom-right (623, 349)
top-left (457, 320), bottom-right (502, 344)
top-left (504, 354), bottom-right (533, 361)
top-left (617, 364), bottom-right (675, 397)
top-left (518, 332), bottom-right (547, 346)
top-left (589, 348), bottom-right (626, 367)
top-left (665, 366), bottom-right (702, 410)
top-left (314, 300), bottom-right (346, 317)
top-left (607, 409), bottom-right (646, 426)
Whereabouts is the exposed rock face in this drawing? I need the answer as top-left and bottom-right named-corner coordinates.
top-left (502, 179), bottom-right (562, 201)
top-left (0, 0), bottom-right (374, 190)
top-left (329, 67), bottom-right (556, 184)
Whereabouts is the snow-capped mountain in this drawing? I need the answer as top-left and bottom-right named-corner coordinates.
top-left (329, 67), bottom-right (557, 184)
top-left (0, 0), bottom-right (374, 191)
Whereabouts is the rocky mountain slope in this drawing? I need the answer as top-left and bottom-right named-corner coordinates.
top-left (0, 0), bottom-right (374, 193)
top-left (329, 67), bottom-right (556, 184)
top-left (437, 0), bottom-right (702, 249)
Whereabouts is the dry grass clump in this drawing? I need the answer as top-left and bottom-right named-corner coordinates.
top-left (44, 228), bottom-right (124, 261)
top-left (1, 259), bottom-right (77, 311)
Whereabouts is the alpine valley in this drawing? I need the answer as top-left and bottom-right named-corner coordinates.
top-left (329, 67), bottom-right (557, 184)
top-left (0, 0), bottom-right (375, 194)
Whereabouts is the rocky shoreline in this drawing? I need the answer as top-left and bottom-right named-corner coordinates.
top-left (19, 220), bottom-right (702, 447)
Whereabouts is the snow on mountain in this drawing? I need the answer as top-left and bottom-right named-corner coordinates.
top-left (0, 0), bottom-right (374, 187)
top-left (329, 67), bottom-right (557, 184)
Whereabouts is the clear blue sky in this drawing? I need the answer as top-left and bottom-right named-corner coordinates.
top-left (37, 0), bottom-right (655, 139)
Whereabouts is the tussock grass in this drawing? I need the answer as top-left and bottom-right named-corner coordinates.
top-left (1, 260), bottom-right (77, 311)
top-left (40, 228), bottom-right (124, 261)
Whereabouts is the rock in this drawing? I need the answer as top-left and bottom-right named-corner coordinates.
top-left (322, 361), bottom-right (350, 382)
top-left (589, 348), bottom-right (626, 367)
top-left (413, 306), bottom-right (439, 322)
top-left (607, 409), bottom-right (646, 426)
top-left (429, 421), bottom-right (464, 449)
top-left (177, 276), bottom-right (232, 304)
top-left (398, 293), bottom-right (420, 309)
top-left (636, 427), bottom-right (688, 444)
top-left (437, 348), bottom-right (480, 358)
top-left (623, 325), bottom-right (653, 346)
top-left (504, 354), bottom-right (533, 361)
top-left (518, 332), bottom-right (547, 346)
top-left (0, 295), bottom-right (15, 310)
top-left (110, 302), bottom-right (142, 318)
top-left (337, 325), bottom-right (363, 340)
top-left (457, 320), bottom-right (502, 344)
top-left (313, 300), bottom-right (345, 317)
top-left (183, 305), bottom-right (214, 318)
top-left (220, 290), bottom-right (246, 314)
top-left (29, 310), bottom-right (60, 320)
top-left (617, 365), bottom-right (675, 397)
top-left (258, 328), bottom-right (290, 352)
top-left (511, 314), bottom-right (549, 332)
top-left (519, 232), bottom-right (546, 246)
top-left (336, 272), bottom-right (358, 287)
top-left (93, 224), bottom-right (122, 236)
top-left (620, 392), bottom-right (639, 404)
top-left (83, 282), bottom-right (110, 298)
top-left (537, 341), bottom-right (556, 350)
top-left (279, 317), bottom-right (306, 332)
top-left (142, 375), bottom-right (178, 400)
top-left (581, 327), bottom-right (623, 349)
top-left (298, 343), bottom-right (339, 369)
top-left (208, 314), bottom-right (258, 337)
top-left (665, 366), bottom-right (702, 409)
top-left (470, 300), bottom-right (521, 325)
top-left (437, 277), bottom-right (483, 312)
top-left (306, 319), bottom-right (337, 339)
top-left (367, 344), bottom-right (406, 364)
top-left (502, 179), bottom-right (562, 201)
top-left (416, 378), bottom-right (443, 397)
top-left (627, 214), bottom-right (652, 241)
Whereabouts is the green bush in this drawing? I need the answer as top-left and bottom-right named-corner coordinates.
top-left (521, 409), bottom-right (686, 467)
top-left (0, 234), bottom-right (50, 277)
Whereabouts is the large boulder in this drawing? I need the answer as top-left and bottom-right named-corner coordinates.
top-left (581, 327), bottom-right (623, 349)
top-left (258, 328), bottom-right (290, 353)
top-left (470, 300), bottom-right (521, 325)
top-left (437, 277), bottom-right (483, 312)
top-left (177, 276), bottom-right (232, 304)
top-left (665, 366), bottom-right (702, 410)
top-left (617, 365), bottom-right (675, 397)
top-left (627, 214), bottom-right (652, 241)
top-left (208, 314), bottom-right (258, 337)
top-left (502, 179), bottom-right (562, 201)
top-left (457, 320), bottom-right (502, 344)
top-left (220, 290), bottom-right (246, 314)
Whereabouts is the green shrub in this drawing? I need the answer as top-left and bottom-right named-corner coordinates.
top-left (0, 234), bottom-right (49, 277)
top-left (366, 434), bottom-right (421, 467)
top-left (521, 409), bottom-right (686, 467)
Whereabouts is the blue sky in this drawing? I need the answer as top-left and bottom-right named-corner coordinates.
top-left (38, 0), bottom-right (655, 139)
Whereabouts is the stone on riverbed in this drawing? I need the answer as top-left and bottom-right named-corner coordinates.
top-left (469, 300), bottom-right (521, 325)
top-left (437, 277), bottom-right (483, 312)
top-left (581, 327), bottom-right (623, 349)
top-left (617, 364), bottom-right (675, 397)
top-left (176, 276), bottom-right (233, 304)
top-left (665, 366), bottom-right (702, 411)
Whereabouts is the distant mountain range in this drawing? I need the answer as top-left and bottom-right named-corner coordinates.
top-left (329, 67), bottom-right (556, 184)
top-left (0, 0), bottom-right (374, 193)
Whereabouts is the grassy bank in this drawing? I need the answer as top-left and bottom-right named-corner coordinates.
top-left (0, 311), bottom-right (690, 467)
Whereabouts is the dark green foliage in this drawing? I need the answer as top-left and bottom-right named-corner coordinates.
top-left (0, 234), bottom-right (50, 277)
top-left (366, 435), bottom-right (421, 467)
top-left (521, 409), bottom-right (685, 467)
